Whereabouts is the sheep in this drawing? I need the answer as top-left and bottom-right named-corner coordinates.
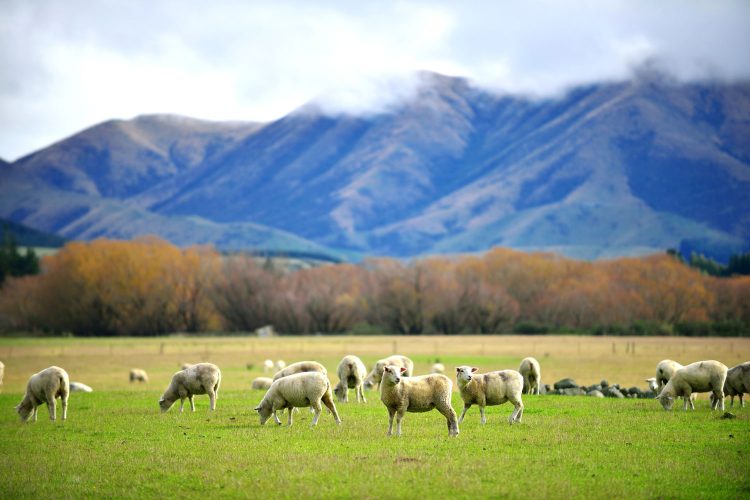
top-left (379, 365), bottom-right (459, 437)
top-left (455, 366), bottom-right (524, 425)
top-left (263, 359), bottom-right (274, 373)
top-left (272, 360), bottom-right (327, 381)
top-left (159, 362), bottom-right (221, 413)
top-left (655, 359), bottom-right (683, 392)
top-left (69, 382), bottom-right (93, 393)
top-left (274, 360), bottom-right (287, 372)
top-left (721, 362), bottom-right (750, 408)
top-left (364, 355), bottom-right (414, 390)
top-left (255, 371), bottom-right (341, 427)
top-left (518, 357), bottom-right (541, 395)
top-left (645, 377), bottom-right (658, 393)
top-left (431, 362), bottom-right (445, 374)
top-left (251, 377), bottom-right (274, 390)
top-left (0, 360), bottom-right (4, 388)
top-left (15, 366), bottom-right (69, 422)
top-left (334, 355), bottom-right (368, 403)
top-left (129, 368), bottom-right (149, 383)
top-left (655, 360), bottom-right (728, 411)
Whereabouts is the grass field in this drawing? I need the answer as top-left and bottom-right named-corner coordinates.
top-left (0, 335), bottom-right (749, 498)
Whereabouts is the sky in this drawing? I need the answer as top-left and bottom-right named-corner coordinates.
top-left (1, 0), bottom-right (749, 161)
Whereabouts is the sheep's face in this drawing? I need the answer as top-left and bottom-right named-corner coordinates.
top-left (455, 366), bottom-right (478, 384)
top-left (657, 395), bottom-right (675, 410)
top-left (382, 365), bottom-right (406, 385)
top-left (159, 397), bottom-right (174, 413)
top-left (334, 384), bottom-right (347, 402)
top-left (15, 403), bottom-right (32, 422)
top-left (645, 378), bottom-right (658, 392)
top-left (255, 402), bottom-right (273, 425)
top-left (363, 378), bottom-right (376, 391)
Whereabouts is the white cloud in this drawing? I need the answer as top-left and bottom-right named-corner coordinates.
top-left (1, 0), bottom-right (749, 160)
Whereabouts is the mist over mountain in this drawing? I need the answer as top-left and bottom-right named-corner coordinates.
top-left (1, 73), bottom-right (748, 260)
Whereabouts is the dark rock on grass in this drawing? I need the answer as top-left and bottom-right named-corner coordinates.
top-left (560, 387), bottom-right (587, 396)
top-left (600, 380), bottom-right (609, 388)
top-left (721, 412), bottom-right (737, 419)
top-left (554, 378), bottom-right (579, 390)
top-left (604, 387), bottom-right (625, 398)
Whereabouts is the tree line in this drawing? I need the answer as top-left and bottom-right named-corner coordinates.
top-left (0, 237), bottom-right (748, 336)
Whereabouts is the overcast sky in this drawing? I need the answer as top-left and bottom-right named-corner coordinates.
top-left (1, 0), bottom-right (749, 161)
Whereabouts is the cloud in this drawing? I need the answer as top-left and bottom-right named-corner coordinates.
top-left (1, 0), bottom-right (749, 160)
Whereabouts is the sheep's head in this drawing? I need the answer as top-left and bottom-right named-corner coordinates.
top-left (158, 397), bottom-right (174, 413)
top-left (382, 365), bottom-right (406, 385)
top-left (455, 366), bottom-right (478, 384)
top-left (363, 378), bottom-right (376, 391)
top-left (656, 394), bottom-right (675, 410)
top-left (255, 401), bottom-right (273, 425)
top-left (334, 383), bottom-right (347, 402)
top-left (645, 377), bottom-right (658, 392)
top-left (15, 402), bottom-right (32, 422)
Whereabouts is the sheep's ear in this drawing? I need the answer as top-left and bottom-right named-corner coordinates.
top-left (400, 367), bottom-right (407, 374)
top-left (254, 406), bottom-right (261, 411)
top-left (455, 367), bottom-right (461, 373)
top-left (471, 367), bottom-right (478, 373)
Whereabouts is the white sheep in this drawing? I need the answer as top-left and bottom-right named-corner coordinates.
top-left (129, 368), bottom-right (149, 383)
top-left (263, 359), bottom-right (274, 373)
top-left (645, 377), bottom-right (658, 393)
top-left (364, 355), bottom-right (414, 390)
top-left (721, 362), bottom-right (750, 408)
top-left (15, 366), bottom-right (69, 422)
top-left (274, 360), bottom-right (287, 372)
top-left (69, 382), bottom-right (93, 393)
top-left (518, 357), bottom-right (541, 395)
top-left (0, 360), bottom-right (4, 388)
top-left (379, 365), bottom-right (459, 437)
top-left (656, 360), bottom-right (728, 411)
top-left (255, 371), bottom-right (341, 427)
top-left (655, 359), bottom-right (684, 392)
top-left (159, 362), bottom-right (221, 413)
top-left (334, 355), bottom-right (368, 403)
top-left (251, 377), bottom-right (274, 390)
top-left (455, 366), bottom-right (524, 425)
top-left (272, 360), bottom-right (327, 381)
top-left (431, 362), bottom-right (446, 374)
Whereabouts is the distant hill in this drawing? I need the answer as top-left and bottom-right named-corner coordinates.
top-left (1, 73), bottom-right (748, 260)
top-left (0, 218), bottom-right (67, 248)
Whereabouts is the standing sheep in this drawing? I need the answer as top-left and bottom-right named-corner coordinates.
top-left (15, 366), bottom-right (69, 422)
top-left (518, 357), bottom-right (541, 395)
top-left (274, 360), bottom-right (287, 372)
top-left (431, 362), bottom-right (446, 374)
top-left (655, 360), bottom-right (683, 392)
top-left (379, 365), bottom-right (459, 437)
top-left (364, 355), bottom-right (414, 390)
top-left (263, 359), bottom-right (274, 373)
top-left (255, 372), bottom-right (341, 427)
top-left (455, 366), bottom-right (524, 425)
top-left (251, 377), bottom-right (274, 390)
top-left (721, 361), bottom-right (750, 408)
top-left (334, 355), bottom-right (368, 403)
top-left (129, 369), bottom-right (149, 383)
top-left (656, 360), bottom-right (728, 411)
top-left (273, 361), bottom-right (327, 381)
top-left (159, 363), bottom-right (221, 413)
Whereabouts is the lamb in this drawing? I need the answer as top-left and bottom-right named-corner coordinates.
top-left (364, 355), bottom-right (414, 390)
top-left (251, 377), bottom-right (273, 390)
top-left (655, 360), bottom-right (728, 411)
top-left (379, 365), bottom-right (459, 437)
top-left (263, 359), bottom-right (274, 373)
top-left (334, 355), bottom-right (368, 403)
top-left (69, 382), bottom-right (93, 393)
top-left (129, 368), bottom-right (149, 383)
top-left (721, 362), bottom-right (750, 408)
top-left (431, 362), bottom-right (446, 374)
top-left (272, 360), bottom-right (327, 381)
top-left (274, 360), bottom-right (287, 372)
top-left (255, 371), bottom-right (341, 427)
top-left (159, 362), bottom-right (221, 413)
top-left (518, 357), bottom-right (541, 395)
top-left (645, 377), bottom-right (658, 393)
top-left (15, 366), bottom-right (69, 422)
top-left (456, 366), bottom-right (524, 425)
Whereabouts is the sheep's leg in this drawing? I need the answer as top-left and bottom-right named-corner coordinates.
top-left (395, 409), bottom-right (405, 437)
top-left (61, 395), bottom-right (68, 421)
top-left (47, 395), bottom-right (57, 421)
top-left (458, 403), bottom-right (471, 424)
top-left (715, 390), bottom-right (725, 411)
top-left (207, 389), bottom-right (216, 411)
top-left (359, 385), bottom-right (367, 404)
top-left (322, 389), bottom-right (341, 424)
top-left (480, 406), bottom-right (488, 425)
top-left (272, 408), bottom-right (282, 425)
top-left (386, 408), bottom-right (395, 436)
top-left (287, 407), bottom-right (294, 427)
top-left (32, 405), bottom-right (38, 422)
top-left (189, 395), bottom-right (196, 412)
top-left (510, 399), bottom-right (524, 424)
top-left (438, 403), bottom-right (459, 436)
top-left (739, 394), bottom-right (744, 408)
top-left (310, 400), bottom-right (323, 427)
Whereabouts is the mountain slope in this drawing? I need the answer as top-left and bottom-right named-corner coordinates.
top-left (1, 73), bottom-right (748, 260)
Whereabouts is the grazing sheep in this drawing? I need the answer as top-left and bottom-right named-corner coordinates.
top-left (334, 355), bottom-right (368, 403)
top-left (645, 377), bottom-right (658, 393)
top-left (15, 366), bottom-right (69, 422)
top-left (129, 368), bottom-right (149, 383)
top-left (159, 363), bottom-right (221, 413)
top-left (455, 366), bottom-right (524, 425)
top-left (255, 372), bottom-right (341, 427)
top-left (273, 361), bottom-right (327, 381)
top-left (518, 357), bottom-right (541, 395)
top-left (431, 362), bottom-right (445, 374)
top-left (263, 359), bottom-right (274, 373)
top-left (365, 355), bottom-right (414, 390)
top-left (655, 360), bottom-right (684, 392)
top-left (656, 360), bottom-right (728, 411)
top-left (274, 360), bottom-right (287, 372)
top-left (69, 382), bottom-right (93, 393)
top-left (722, 362), bottom-right (750, 408)
top-left (251, 377), bottom-right (274, 390)
top-left (380, 365), bottom-right (458, 437)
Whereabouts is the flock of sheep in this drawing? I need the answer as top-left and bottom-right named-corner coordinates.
top-left (6, 355), bottom-right (749, 436)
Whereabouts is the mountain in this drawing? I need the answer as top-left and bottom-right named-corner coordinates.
top-left (1, 72), bottom-right (749, 260)
top-left (0, 218), bottom-right (67, 248)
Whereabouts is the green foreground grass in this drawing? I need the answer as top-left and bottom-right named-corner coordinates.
top-left (1, 388), bottom-right (749, 499)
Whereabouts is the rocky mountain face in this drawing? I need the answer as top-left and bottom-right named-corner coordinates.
top-left (1, 73), bottom-right (748, 260)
